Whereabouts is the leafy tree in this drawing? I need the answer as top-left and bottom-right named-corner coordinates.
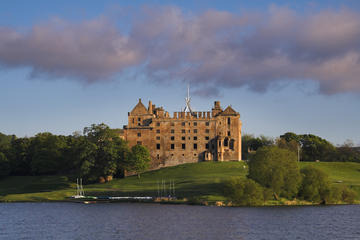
top-left (125, 145), bottom-right (151, 178)
top-left (336, 140), bottom-right (360, 163)
top-left (29, 133), bottom-right (68, 175)
top-left (298, 166), bottom-right (331, 203)
top-left (248, 146), bottom-right (301, 199)
top-left (7, 138), bottom-right (31, 175)
top-left (242, 134), bottom-right (274, 159)
top-left (276, 138), bottom-right (299, 155)
top-left (224, 177), bottom-right (264, 206)
top-left (0, 152), bottom-right (11, 178)
top-left (82, 123), bottom-right (129, 182)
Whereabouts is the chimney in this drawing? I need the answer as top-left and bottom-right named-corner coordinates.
top-left (148, 100), bottom-right (153, 113)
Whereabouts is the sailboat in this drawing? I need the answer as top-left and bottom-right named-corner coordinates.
top-left (71, 178), bottom-right (85, 199)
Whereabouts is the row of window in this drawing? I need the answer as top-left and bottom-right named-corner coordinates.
top-left (156, 143), bottom-right (208, 150)
top-left (155, 129), bottom-right (210, 134)
top-left (154, 121), bottom-right (211, 127)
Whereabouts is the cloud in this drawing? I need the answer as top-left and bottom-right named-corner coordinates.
top-left (1, 6), bottom-right (360, 95)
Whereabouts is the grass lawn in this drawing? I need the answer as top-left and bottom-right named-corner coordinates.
top-left (0, 161), bottom-right (359, 202)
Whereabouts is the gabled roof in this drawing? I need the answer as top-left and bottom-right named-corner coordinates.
top-left (130, 99), bottom-right (148, 115)
top-left (219, 106), bottom-right (239, 116)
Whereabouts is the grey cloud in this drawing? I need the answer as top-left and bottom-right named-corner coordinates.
top-left (1, 6), bottom-right (360, 95)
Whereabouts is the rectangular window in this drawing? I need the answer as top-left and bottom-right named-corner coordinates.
top-left (206, 143), bottom-right (209, 149)
top-left (182, 136), bottom-right (185, 141)
top-left (182, 144), bottom-right (186, 149)
top-left (171, 136), bottom-right (175, 141)
top-left (156, 129), bottom-right (160, 133)
top-left (171, 144), bottom-right (175, 150)
top-left (205, 129), bottom-right (210, 133)
top-left (194, 122), bottom-right (197, 126)
top-left (137, 141), bottom-right (142, 145)
top-left (138, 117), bottom-right (141, 121)
top-left (205, 136), bottom-right (209, 140)
top-left (137, 132), bottom-right (141, 137)
top-left (194, 129), bottom-right (198, 133)
top-left (193, 136), bottom-right (197, 141)
top-left (228, 131), bottom-right (231, 136)
top-left (171, 122), bottom-right (175, 126)
top-left (156, 144), bottom-right (160, 150)
top-left (182, 129), bottom-right (185, 133)
top-left (171, 129), bottom-right (175, 134)
top-left (206, 122), bottom-right (210, 126)
top-left (182, 122), bottom-right (185, 126)
top-left (156, 136), bottom-right (160, 140)
top-left (156, 122), bottom-right (160, 126)
top-left (132, 118), bottom-right (135, 123)
top-left (193, 143), bottom-right (197, 149)
top-left (228, 118), bottom-right (231, 125)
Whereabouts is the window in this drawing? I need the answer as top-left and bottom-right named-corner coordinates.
top-left (132, 118), bottom-right (135, 123)
top-left (228, 117), bottom-right (231, 125)
top-left (156, 136), bottom-right (160, 140)
top-left (206, 122), bottom-right (210, 126)
top-left (193, 136), bottom-right (197, 141)
top-left (182, 136), bottom-right (185, 141)
top-left (194, 153), bottom-right (197, 156)
top-left (193, 143), bottom-right (197, 149)
top-left (228, 131), bottom-right (231, 136)
top-left (194, 129), bottom-right (198, 133)
top-left (171, 144), bottom-right (175, 150)
top-left (156, 129), bottom-right (160, 133)
top-left (171, 129), bottom-right (175, 134)
top-left (182, 144), bottom-right (186, 149)
top-left (205, 129), bottom-right (210, 133)
top-left (137, 141), bottom-right (142, 145)
top-left (156, 122), bottom-right (160, 126)
top-left (224, 138), bottom-right (229, 147)
top-left (205, 136), bottom-right (209, 140)
top-left (194, 122), bottom-right (197, 126)
top-left (206, 143), bottom-right (209, 149)
top-left (137, 132), bottom-right (141, 137)
top-left (157, 154), bottom-right (160, 159)
top-left (171, 136), bottom-right (175, 141)
top-left (182, 129), bottom-right (185, 133)
top-left (230, 139), bottom-right (235, 150)
top-left (138, 117), bottom-right (141, 121)
top-left (138, 123), bottom-right (141, 126)
top-left (156, 144), bottom-right (160, 150)
top-left (171, 122), bottom-right (175, 126)
top-left (219, 141), bottom-right (221, 147)
top-left (182, 122), bottom-right (185, 126)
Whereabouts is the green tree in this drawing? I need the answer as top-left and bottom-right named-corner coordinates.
top-left (242, 134), bottom-right (274, 160)
top-left (7, 138), bottom-right (32, 175)
top-left (298, 166), bottom-right (331, 203)
top-left (0, 152), bottom-right (11, 178)
top-left (125, 145), bottom-right (151, 178)
top-left (248, 146), bottom-right (301, 199)
top-left (224, 177), bottom-right (264, 206)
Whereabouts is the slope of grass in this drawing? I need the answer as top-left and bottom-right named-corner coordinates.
top-left (0, 161), bottom-right (359, 202)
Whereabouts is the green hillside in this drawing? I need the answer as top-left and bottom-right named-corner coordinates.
top-left (0, 161), bottom-right (359, 203)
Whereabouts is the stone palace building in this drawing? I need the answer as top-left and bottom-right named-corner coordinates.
top-left (121, 97), bottom-right (242, 169)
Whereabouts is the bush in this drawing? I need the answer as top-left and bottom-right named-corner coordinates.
top-left (248, 146), bottom-right (301, 199)
top-left (224, 178), bottom-right (264, 206)
top-left (341, 186), bottom-right (357, 204)
top-left (298, 166), bottom-right (331, 203)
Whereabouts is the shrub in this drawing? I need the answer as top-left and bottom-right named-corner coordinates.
top-left (224, 178), bottom-right (264, 206)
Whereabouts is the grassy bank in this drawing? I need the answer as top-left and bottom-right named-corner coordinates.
top-left (0, 161), bottom-right (359, 203)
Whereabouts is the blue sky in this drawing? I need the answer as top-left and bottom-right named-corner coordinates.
top-left (1, 0), bottom-right (360, 146)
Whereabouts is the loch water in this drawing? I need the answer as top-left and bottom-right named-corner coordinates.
top-left (0, 203), bottom-right (359, 240)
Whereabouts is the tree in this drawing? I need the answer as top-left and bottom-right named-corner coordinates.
top-left (125, 145), bottom-right (151, 178)
top-left (298, 166), bottom-right (331, 203)
top-left (0, 152), bottom-right (10, 178)
top-left (224, 177), bottom-right (264, 206)
top-left (242, 134), bottom-right (274, 159)
top-left (7, 138), bottom-right (31, 175)
top-left (248, 146), bottom-right (301, 199)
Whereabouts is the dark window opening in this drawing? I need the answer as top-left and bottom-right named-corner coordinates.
top-left (206, 143), bottom-right (209, 149)
top-left (193, 136), bottom-right (197, 141)
top-left (194, 129), bottom-right (198, 133)
top-left (156, 144), bottom-right (160, 149)
top-left (205, 129), bottom-right (210, 133)
top-left (182, 122), bottom-right (185, 126)
top-left (156, 129), bottom-right (160, 133)
top-left (137, 132), bottom-right (141, 137)
top-left (230, 139), bottom-right (235, 150)
top-left (156, 122), bottom-right (160, 126)
top-left (194, 153), bottom-right (197, 156)
top-left (182, 144), bottom-right (186, 150)
top-left (157, 154), bottom-right (160, 159)
top-left (182, 136), bottom-right (185, 141)
top-left (138, 117), bottom-right (141, 121)
top-left (171, 144), bottom-right (175, 150)
top-left (171, 129), bottom-right (175, 133)
top-left (138, 123), bottom-right (141, 126)
top-left (171, 136), bottom-right (175, 141)
top-left (228, 131), bottom-right (231, 136)
top-left (194, 122), bottom-right (197, 126)
top-left (181, 129), bottom-right (185, 133)
top-left (205, 136), bottom-right (209, 140)
top-left (228, 117), bottom-right (231, 125)
top-left (156, 136), bottom-right (160, 140)
top-left (193, 143), bottom-right (197, 149)
top-left (132, 118), bottom-right (135, 123)
top-left (224, 138), bottom-right (229, 147)
top-left (137, 141), bottom-right (142, 145)
top-left (206, 122), bottom-right (209, 126)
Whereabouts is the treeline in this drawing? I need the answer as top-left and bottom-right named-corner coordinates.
top-left (242, 132), bottom-right (360, 162)
top-left (225, 146), bottom-right (357, 206)
top-left (0, 124), bottom-right (151, 182)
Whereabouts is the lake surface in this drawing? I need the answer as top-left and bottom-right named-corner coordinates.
top-left (0, 203), bottom-right (359, 240)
